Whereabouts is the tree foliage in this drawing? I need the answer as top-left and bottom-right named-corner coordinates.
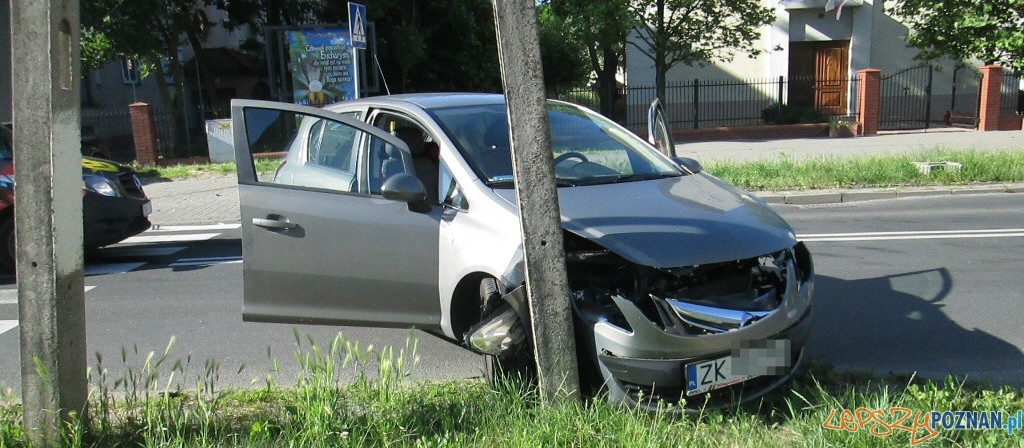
top-left (82, 0), bottom-right (210, 150)
top-left (548, 0), bottom-right (633, 118)
top-left (893, 0), bottom-right (1024, 71)
top-left (630, 0), bottom-right (777, 101)
top-left (537, 4), bottom-right (591, 89)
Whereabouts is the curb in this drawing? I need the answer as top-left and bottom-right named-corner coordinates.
top-left (759, 184), bottom-right (1024, 205)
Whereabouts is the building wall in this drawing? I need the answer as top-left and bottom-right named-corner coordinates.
top-left (625, 0), bottom-right (969, 124)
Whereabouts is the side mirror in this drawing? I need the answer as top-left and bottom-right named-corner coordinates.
top-left (381, 173), bottom-right (428, 208)
top-left (672, 156), bottom-right (702, 174)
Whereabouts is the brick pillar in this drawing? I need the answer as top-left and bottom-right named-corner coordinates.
top-left (856, 69), bottom-right (881, 136)
top-left (978, 65), bottom-right (1003, 131)
top-left (129, 102), bottom-right (159, 165)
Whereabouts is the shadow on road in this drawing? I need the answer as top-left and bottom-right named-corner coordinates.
top-left (806, 269), bottom-right (1024, 385)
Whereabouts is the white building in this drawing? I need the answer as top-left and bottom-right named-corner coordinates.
top-left (626, 0), bottom-right (970, 128)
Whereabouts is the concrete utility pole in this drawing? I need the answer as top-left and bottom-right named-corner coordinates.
top-left (12, 0), bottom-right (87, 446)
top-left (491, 0), bottom-right (580, 403)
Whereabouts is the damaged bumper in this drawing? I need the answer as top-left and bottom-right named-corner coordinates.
top-left (575, 242), bottom-right (815, 410)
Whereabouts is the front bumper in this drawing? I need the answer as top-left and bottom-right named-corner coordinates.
top-left (83, 193), bottom-right (151, 248)
top-left (577, 244), bottom-right (815, 411)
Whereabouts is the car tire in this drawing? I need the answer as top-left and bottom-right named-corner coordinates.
top-left (479, 277), bottom-right (536, 386)
top-left (0, 216), bottom-right (14, 271)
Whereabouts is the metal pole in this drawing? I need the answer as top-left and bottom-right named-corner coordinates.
top-left (777, 75), bottom-right (784, 118)
top-left (924, 65), bottom-right (933, 130)
top-left (11, 0), bottom-right (87, 446)
top-left (693, 78), bottom-right (699, 129)
top-left (491, 0), bottom-right (580, 404)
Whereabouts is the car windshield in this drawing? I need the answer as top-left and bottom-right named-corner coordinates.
top-left (428, 101), bottom-right (682, 187)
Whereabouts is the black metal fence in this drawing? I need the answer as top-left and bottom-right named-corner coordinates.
top-left (948, 65), bottom-right (982, 127)
top-left (1002, 71), bottom-right (1023, 116)
top-left (879, 65), bottom-right (933, 130)
top-left (551, 76), bottom-right (859, 133)
top-left (81, 107), bottom-right (187, 162)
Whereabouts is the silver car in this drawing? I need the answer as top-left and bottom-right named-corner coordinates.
top-left (231, 94), bottom-right (814, 409)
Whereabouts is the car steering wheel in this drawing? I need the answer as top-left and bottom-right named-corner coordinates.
top-left (554, 152), bottom-right (589, 165)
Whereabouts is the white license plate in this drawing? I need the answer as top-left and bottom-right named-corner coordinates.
top-left (142, 201), bottom-right (152, 217)
top-left (686, 356), bottom-right (750, 396)
top-left (685, 340), bottom-right (791, 396)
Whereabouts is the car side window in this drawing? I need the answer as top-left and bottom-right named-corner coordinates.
top-left (368, 112), bottom-right (440, 202)
top-left (241, 107), bottom-right (376, 194)
top-left (306, 118), bottom-right (358, 174)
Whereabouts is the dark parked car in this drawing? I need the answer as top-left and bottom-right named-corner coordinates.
top-left (0, 123), bottom-right (151, 270)
top-left (231, 94), bottom-right (814, 410)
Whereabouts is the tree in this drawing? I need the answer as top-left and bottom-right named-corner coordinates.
top-left (536, 4), bottom-right (590, 90)
top-left (630, 0), bottom-right (777, 102)
top-left (83, 0), bottom-right (208, 153)
top-left (548, 0), bottom-right (633, 118)
top-left (893, 0), bottom-right (1024, 72)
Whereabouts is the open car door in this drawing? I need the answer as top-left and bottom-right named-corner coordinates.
top-left (231, 100), bottom-right (442, 328)
top-left (647, 98), bottom-right (676, 157)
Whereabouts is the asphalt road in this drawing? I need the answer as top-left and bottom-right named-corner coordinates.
top-left (1, 193), bottom-right (1022, 396)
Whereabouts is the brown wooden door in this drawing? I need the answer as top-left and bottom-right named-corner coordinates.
top-left (788, 40), bottom-right (850, 114)
top-left (814, 41), bottom-right (849, 115)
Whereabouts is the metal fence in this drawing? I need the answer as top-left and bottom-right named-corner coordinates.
top-left (1002, 71), bottom-right (1023, 116)
top-left (551, 76), bottom-right (860, 133)
top-left (81, 107), bottom-right (183, 162)
top-left (879, 65), bottom-right (934, 130)
top-left (948, 65), bottom-right (982, 127)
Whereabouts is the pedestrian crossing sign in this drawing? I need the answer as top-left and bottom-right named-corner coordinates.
top-left (349, 3), bottom-right (367, 49)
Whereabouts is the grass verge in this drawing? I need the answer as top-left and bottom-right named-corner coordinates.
top-left (135, 149), bottom-right (1024, 192)
top-left (1, 333), bottom-right (1022, 447)
top-left (706, 149), bottom-right (1024, 191)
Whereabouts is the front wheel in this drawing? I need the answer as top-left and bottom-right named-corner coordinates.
top-left (479, 277), bottom-right (536, 386)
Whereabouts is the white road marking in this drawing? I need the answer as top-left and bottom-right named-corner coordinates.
top-left (799, 228), bottom-right (1024, 238)
top-left (96, 246), bottom-right (186, 258)
top-left (0, 286), bottom-right (96, 305)
top-left (85, 262), bottom-right (146, 276)
top-left (119, 233), bottom-right (221, 244)
top-left (799, 229), bottom-right (1024, 242)
top-left (169, 256), bottom-right (242, 268)
top-left (0, 320), bottom-right (17, 336)
top-left (149, 224), bottom-right (240, 232)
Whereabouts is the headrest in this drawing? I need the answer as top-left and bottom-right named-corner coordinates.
top-left (394, 127), bottom-right (426, 156)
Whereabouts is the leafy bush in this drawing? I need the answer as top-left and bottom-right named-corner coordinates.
top-left (762, 103), bottom-right (829, 124)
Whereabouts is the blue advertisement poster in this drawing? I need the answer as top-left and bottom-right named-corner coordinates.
top-left (287, 28), bottom-right (355, 107)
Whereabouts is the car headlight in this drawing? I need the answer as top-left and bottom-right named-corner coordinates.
top-left (83, 174), bottom-right (122, 197)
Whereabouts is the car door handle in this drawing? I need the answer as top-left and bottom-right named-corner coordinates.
top-left (252, 217), bottom-right (297, 230)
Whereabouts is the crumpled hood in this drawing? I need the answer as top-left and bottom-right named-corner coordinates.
top-left (493, 173), bottom-right (797, 268)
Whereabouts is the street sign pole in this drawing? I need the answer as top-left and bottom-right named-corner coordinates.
top-left (491, 0), bottom-right (580, 404)
top-left (348, 2), bottom-right (367, 99)
top-left (11, 0), bottom-right (87, 445)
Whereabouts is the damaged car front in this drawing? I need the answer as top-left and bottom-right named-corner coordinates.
top-left (457, 100), bottom-right (814, 410)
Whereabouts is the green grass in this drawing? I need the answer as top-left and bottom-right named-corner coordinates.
top-left (706, 149), bottom-right (1024, 191)
top-left (134, 149), bottom-right (1024, 192)
top-left (2, 333), bottom-right (1022, 447)
top-left (134, 160), bottom-right (281, 180)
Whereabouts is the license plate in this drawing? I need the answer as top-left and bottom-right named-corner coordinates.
top-left (685, 340), bottom-right (791, 396)
top-left (142, 201), bottom-right (152, 217)
top-left (686, 356), bottom-right (749, 396)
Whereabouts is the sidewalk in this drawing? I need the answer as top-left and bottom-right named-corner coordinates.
top-left (677, 128), bottom-right (1024, 162)
top-left (142, 128), bottom-right (1024, 226)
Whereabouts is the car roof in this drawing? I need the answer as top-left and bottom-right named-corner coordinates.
top-left (325, 92), bottom-right (506, 112)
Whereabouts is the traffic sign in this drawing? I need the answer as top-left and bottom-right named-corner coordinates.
top-left (348, 2), bottom-right (367, 49)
